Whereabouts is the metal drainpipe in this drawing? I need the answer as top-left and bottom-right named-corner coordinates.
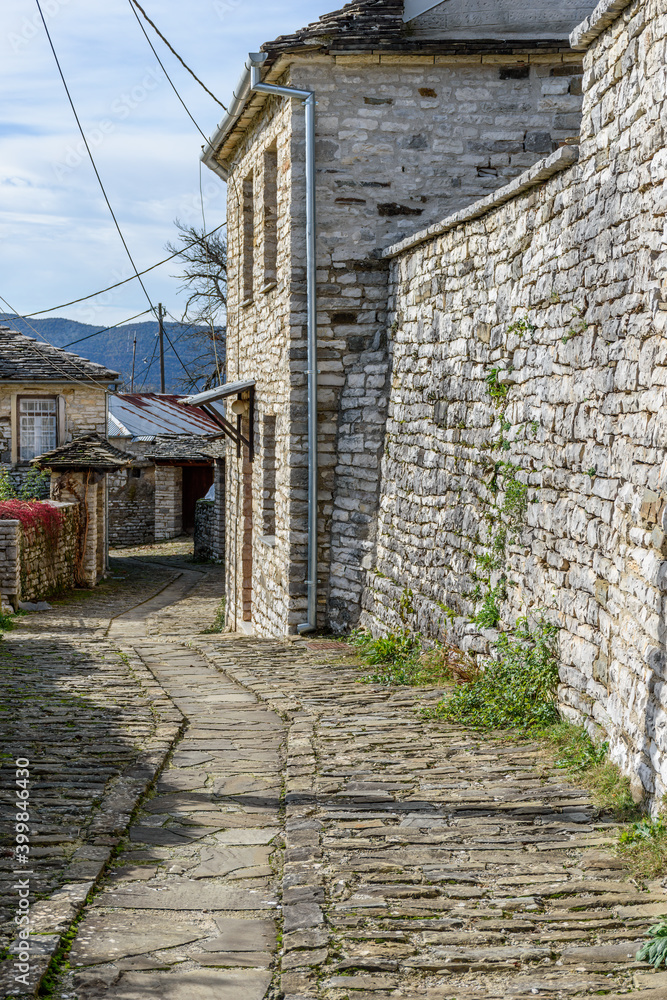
top-left (249, 54), bottom-right (318, 635)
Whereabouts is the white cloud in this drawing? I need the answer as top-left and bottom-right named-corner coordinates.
top-left (0, 0), bottom-right (316, 324)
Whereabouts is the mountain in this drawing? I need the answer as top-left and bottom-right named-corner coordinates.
top-left (0, 315), bottom-right (226, 394)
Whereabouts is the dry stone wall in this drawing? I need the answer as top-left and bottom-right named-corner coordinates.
top-left (0, 502), bottom-right (79, 606)
top-left (362, 0), bottom-right (667, 803)
top-left (108, 466), bottom-right (155, 547)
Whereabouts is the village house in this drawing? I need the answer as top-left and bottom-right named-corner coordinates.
top-left (200, 0), bottom-right (597, 635)
top-left (0, 325), bottom-right (125, 596)
top-left (107, 392), bottom-right (225, 550)
top-left (0, 325), bottom-right (119, 476)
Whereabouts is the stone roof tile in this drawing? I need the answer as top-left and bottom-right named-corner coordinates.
top-left (33, 433), bottom-right (133, 470)
top-left (264, 1), bottom-right (405, 55)
top-left (0, 326), bottom-right (120, 383)
top-left (146, 436), bottom-right (224, 462)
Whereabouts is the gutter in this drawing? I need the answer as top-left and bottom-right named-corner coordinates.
top-left (201, 53), bottom-right (319, 636)
top-left (201, 55), bottom-right (258, 181)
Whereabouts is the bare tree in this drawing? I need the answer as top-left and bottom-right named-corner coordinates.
top-left (166, 220), bottom-right (227, 389)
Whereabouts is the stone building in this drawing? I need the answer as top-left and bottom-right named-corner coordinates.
top-left (0, 325), bottom-right (119, 477)
top-left (202, 0), bottom-right (597, 634)
top-left (107, 393), bottom-right (224, 548)
top-left (34, 434), bottom-right (132, 587)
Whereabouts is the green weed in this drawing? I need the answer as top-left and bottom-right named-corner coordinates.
top-left (427, 613), bottom-right (560, 732)
top-left (637, 918), bottom-right (667, 967)
top-left (473, 584), bottom-right (503, 628)
top-left (485, 366), bottom-right (509, 407)
top-left (617, 816), bottom-right (667, 878)
top-left (202, 598), bottom-right (226, 633)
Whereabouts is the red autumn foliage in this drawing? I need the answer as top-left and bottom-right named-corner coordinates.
top-left (0, 500), bottom-right (64, 544)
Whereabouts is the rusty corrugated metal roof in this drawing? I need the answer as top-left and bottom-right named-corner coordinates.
top-left (108, 393), bottom-right (221, 439)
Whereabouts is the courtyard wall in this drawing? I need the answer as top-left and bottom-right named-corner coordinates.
top-left (362, 0), bottom-right (667, 802)
top-left (0, 501), bottom-right (79, 606)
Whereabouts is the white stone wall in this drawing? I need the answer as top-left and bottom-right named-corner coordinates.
top-left (222, 45), bottom-right (585, 635)
top-left (363, 0), bottom-right (667, 804)
top-left (155, 466), bottom-right (183, 540)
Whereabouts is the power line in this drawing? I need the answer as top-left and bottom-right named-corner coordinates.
top-left (62, 309), bottom-right (153, 348)
top-left (0, 294), bottom-right (119, 394)
top-left (23, 223), bottom-right (226, 318)
top-left (35, 0), bottom-right (158, 324)
top-left (135, 335), bottom-right (160, 391)
top-left (126, 0), bottom-right (208, 141)
top-left (128, 0), bottom-right (227, 111)
top-left (161, 322), bottom-right (196, 383)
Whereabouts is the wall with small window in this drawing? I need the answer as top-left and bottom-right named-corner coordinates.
top-left (0, 382), bottom-right (108, 474)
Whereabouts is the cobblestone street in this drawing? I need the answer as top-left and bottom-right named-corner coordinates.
top-left (2, 544), bottom-right (667, 999)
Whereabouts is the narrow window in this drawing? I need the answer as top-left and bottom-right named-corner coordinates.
top-left (263, 145), bottom-right (278, 289)
top-left (262, 414), bottom-right (277, 538)
top-left (19, 397), bottom-right (57, 461)
top-left (242, 171), bottom-right (254, 302)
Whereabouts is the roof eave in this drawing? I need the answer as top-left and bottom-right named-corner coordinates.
top-left (202, 52), bottom-right (269, 181)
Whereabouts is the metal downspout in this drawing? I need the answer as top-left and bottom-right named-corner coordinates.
top-left (249, 54), bottom-right (318, 635)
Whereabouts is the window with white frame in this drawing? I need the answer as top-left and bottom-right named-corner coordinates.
top-left (19, 397), bottom-right (57, 461)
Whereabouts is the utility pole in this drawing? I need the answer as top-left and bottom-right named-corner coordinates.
top-left (130, 333), bottom-right (137, 393)
top-left (158, 303), bottom-right (166, 393)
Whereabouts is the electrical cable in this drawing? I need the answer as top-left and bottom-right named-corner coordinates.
top-left (22, 223), bottom-right (226, 318)
top-left (35, 0), bottom-right (159, 325)
top-left (128, 0), bottom-right (227, 110)
top-left (135, 335), bottom-right (160, 391)
top-left (161, 323), bottom-right (196, 382)
top-left (61, 310), bottom-right (152, 348)
top-left (126, 0), bottom-right (209, 141)
top-left (0, 294), bottom-right (120, 394)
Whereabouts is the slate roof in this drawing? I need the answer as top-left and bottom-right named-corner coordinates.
top-left (264, 0), bottom-right (405, 56)
top-left (146, 436), bottom-right (225, 463)
top-left (261, 0), bottom-right (580, 57)
top-left (0, 326), bottom-right (120, 383)
top-left (32, 433), bottom-right (133, 470)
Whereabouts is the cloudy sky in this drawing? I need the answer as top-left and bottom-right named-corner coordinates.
top-left (0, 0), bottom-right (315, 327)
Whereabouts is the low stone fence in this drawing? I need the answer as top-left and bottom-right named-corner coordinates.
top-left (194, 500), bottom-right (214, 562)
top-left (108, 467), bottom-right (156, 547)
top-left (0, 501), bottom-right (80, 607)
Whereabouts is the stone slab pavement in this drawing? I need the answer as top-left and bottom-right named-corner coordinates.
top-left (3, 541), bottom-right (667, 999)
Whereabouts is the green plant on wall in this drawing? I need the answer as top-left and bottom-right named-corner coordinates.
top-left (20, 466), bottom-right (51, 501)
top-left (485, 366), bottom-right (509, 407)
top-left (506, 317), bottom-right (536, 340)
top-left (470, 316), bottom-right (540, 630)
top-left (561, 305), bottom-right (588, 344)
top-left (0, 468), bottom-right (13, 500)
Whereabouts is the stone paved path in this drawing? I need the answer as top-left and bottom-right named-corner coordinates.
top-left (4, 543), bottom-right (667, 999)
top-left (0, 555), bottom-right (187, 997)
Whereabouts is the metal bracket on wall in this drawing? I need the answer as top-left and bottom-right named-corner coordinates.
top-left (203, 398), bottom-right (254, 463)
top-left (182, 380), bottom-right (255, 462)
